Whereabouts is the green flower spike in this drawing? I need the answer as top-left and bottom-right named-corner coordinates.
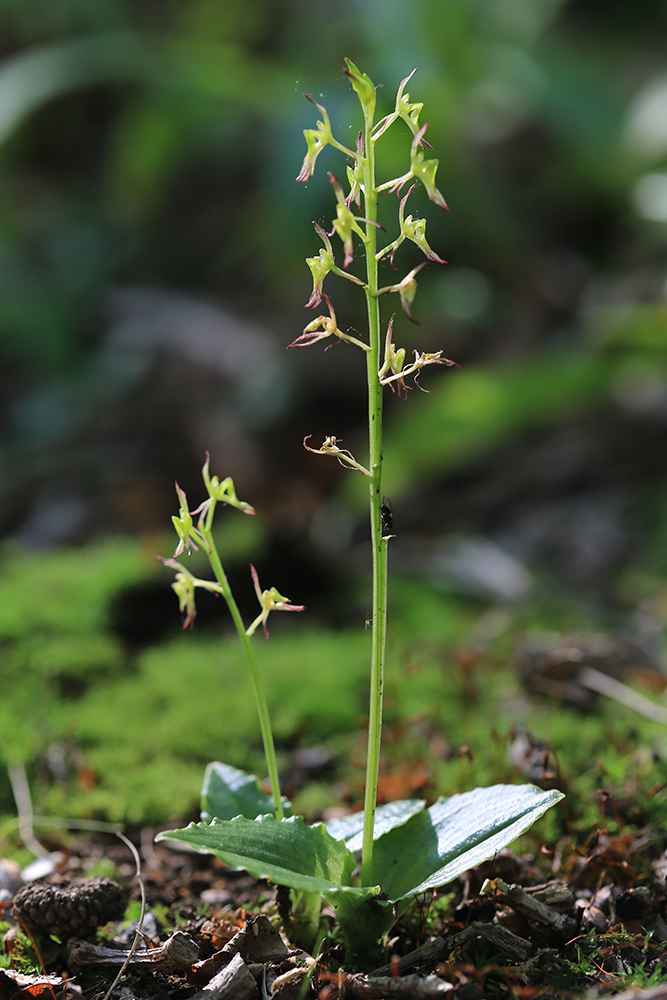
top-left (202, 453), bottom-right (256, 515)
top-left (246, 564), bottom-right (305, 638)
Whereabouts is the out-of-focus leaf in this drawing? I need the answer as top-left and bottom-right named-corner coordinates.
top-left (381, 354), bottom-right (613, 494)
top-left (0, 33), bottom-right (153, 145)
top-left (0, 33), bottom-right (292, 149)
top-left (200, 761), bottom-right (292, 821)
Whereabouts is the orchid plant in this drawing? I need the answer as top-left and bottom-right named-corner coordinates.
top-left (157, 454), bottom-right (303, 822)
top-left (157, 61), bottom-right (563, 968)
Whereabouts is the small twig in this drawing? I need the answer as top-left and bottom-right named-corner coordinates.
top-left (100, 832), bottom-right (147, 1000)
top-left (7, 762), bottom-right (48, 858)
top-left (586, 987), bottom-right (667, 1000)
top-left (345, 971), bottom-right (454, 998)
top-left (25, 816), bottom-right (122, 833)
top-left (68, 931), bottom-right (199, 972)
top-left (481, 877), bottom-right (578, 943)
top-left (14, 915), bottom-right (59, 1000)
top-left (270, 955), bottom-right (316, 995)
top-left (371, 937), bottom-right (447, 977)
top-left (188, 952), bottom-right (258, 1000)
top-left (578, 666), bottom-right (667, 725)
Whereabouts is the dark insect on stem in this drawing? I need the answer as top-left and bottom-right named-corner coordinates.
top-left (380, 496), bottom-right (393, 536)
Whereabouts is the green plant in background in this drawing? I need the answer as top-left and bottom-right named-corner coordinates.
top-left (157, 61), bottom-right (563, 968)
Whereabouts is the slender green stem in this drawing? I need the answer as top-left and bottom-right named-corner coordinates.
top-left (360, 105), bottom-right (389, 887)
top-left (200, 503), bottom-right (284, 821)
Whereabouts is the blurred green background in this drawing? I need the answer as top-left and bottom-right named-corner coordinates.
top-left (2, 0), bottom-right (667, 838)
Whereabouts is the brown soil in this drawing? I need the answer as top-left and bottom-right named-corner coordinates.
top-left (3, 822), bottom-right (667, 1000)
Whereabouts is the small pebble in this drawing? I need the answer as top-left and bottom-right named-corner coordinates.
top-left (200, 889), bottom-right (234, 905)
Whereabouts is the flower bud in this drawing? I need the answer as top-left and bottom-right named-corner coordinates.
top-left (344, 58), bottom-right (376, 118)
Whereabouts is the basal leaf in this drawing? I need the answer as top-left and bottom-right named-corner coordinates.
top-left (325, 799), bottom-right (426, 851)
top-left (156, 814), bottom-right (364, 896)
top-left (200, 761), bottom-right (292, 822)
top-left (371, 784), bottom-right (564, 902)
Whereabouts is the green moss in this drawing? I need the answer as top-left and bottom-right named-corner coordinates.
top-left (0, 537), bottom-right (666, 844)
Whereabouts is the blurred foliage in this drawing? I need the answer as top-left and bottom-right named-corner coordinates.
top-left (0, 0), bottom-right (665, 390)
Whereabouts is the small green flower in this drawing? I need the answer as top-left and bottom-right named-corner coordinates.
top-left (398, 185), bottom-right (446, 264)
top-left (380, 347), bottom-right (459, 395)
top-left (305, 223), bottom-right (336, 308)
top-left (171, 482), bottom-right (208, 557)
top-left (410, 124), bottom-right (448, 210)
top-left (288, 294), bottom-right (370, 352)
top-left (384, 263), bottom-right (428, 324)
top-left (246, 564), bottom-right (305, 638)
top-left (395, 68), bottom-right (424, 135)
top-left (296, 96), bottom-right (334, 183)
top-left (171, 568), bottom-right (197, 630)
top-left (379, 315), bottom-right (408, 398)
top-left (346, 143), bottom-right (364, 210)
top-left (157, 557), bottom-right (222, 630)
top-left (202, 453), bottom-right (256, 515)
top-left (329, 172), bottom-right (367, 269)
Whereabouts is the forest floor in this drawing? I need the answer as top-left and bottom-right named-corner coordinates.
top-left (3, 815), bottom-right (667, 1000)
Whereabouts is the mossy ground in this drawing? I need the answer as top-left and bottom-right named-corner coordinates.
top-left (0, 534), bottom-right (665, 854)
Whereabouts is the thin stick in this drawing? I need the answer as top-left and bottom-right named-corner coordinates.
top-left (200, 507), bottom-right (284, 820)
top-left (579, 666), bottom-right (667, 725)
top-left (100, 832), bottom-right (146, 1000)
top-left (14, 915), bottom-right (59, 1000)
top-left (7, 762), bottom-right (48, 858)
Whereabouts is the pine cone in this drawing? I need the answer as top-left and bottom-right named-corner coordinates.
top-left (12, 875), bottom-right (127, 940)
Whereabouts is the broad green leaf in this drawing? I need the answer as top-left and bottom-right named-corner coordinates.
top-left (156, 814), bottom-right (366, 896)
top-left (200, 761), bottom-right (292, 822)
top-left (371, 784), bottom-right (564, 902)
top-left (325, 799), bottom-right (426, 850)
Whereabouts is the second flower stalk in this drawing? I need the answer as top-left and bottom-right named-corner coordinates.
top-left (160, 452), bottom-right (304, 821)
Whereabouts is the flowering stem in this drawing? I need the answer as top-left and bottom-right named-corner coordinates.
top-left (360, 102), bottom-right (388, 888)
top-left (199, 503), bottom-right (284, 821)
